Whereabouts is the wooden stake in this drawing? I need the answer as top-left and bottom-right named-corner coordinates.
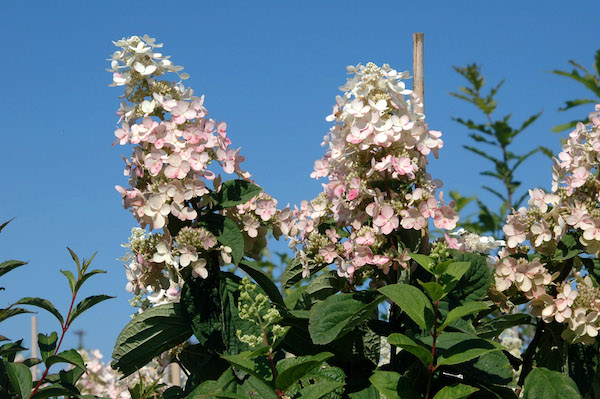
top-left (170, 362), bottom-right (181, 386)
top-left (413, 33), bottom-right (424, 114)
top-left (31, 316), bottom-right (38, 379)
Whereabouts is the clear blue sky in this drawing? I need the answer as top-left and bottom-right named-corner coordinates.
top-left (1, 0), bottom-right (598, 360)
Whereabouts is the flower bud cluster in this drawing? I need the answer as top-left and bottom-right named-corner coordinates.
top-left (287, 63), bottom-right (459, 279)
top-left (236, 278), bottom-right (285, 348)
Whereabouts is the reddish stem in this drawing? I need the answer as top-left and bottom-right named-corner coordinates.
top-left (425, 299), bottom-right (439, 399)
top-left (29, 290), bottom-right (78, 398)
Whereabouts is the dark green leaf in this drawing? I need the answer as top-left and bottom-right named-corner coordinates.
top-left (308, 292), bottom-right (384, 345)
top-left (439, 302), bottom-right (489, 332)
top-left (182, 271), bottom-right (225, 351)
top-left (5, 362), bottom-right (32, 399)
top-left (45, 348), bottom-right (86, 370)
top-left (112, 303), bottom-right (193, 377)
top-left (0, 218), bottom-right (14, 233)
top-left (30, 383), bottom-right (81, 399)
top-left (238, 375), bottom-right (278, 399)
top-left (15, 297), bottom-right (64, 326)
top-left (409, 254), bottom-right (435, 273)
top-left (220, 273), bottom-right (261, 354)
top-left (67, 294), bottom-right (113, 325)
top-left (238, 261), bottom-right (284, 306)
top-left (433, 384), bottom-right (479, 399)
top-left (304, 270), bottom-right (345, 303)
top-left (554, 232), bottom-right (582, 261)
top-left (379, 284), bottom-right (434, 331)
top-left (435, 333), bottom-right (503, 367)
top-left (0, 260), bottom-right (27, 278)
top-left (387, 333), bottom-right (433, 366)
top-left (419, 281), bottom-right (444, 301)
top-left (74, 269), bottom-right (106, 293)
top-left (0, 307), bottom-right (33, 323)
top-left (198, 214), bottom-right (244, 266)
top-left (60, 270), bottom-right (77, 293)
top-left (296, 381), bottom-right (345, 398)
top-left (221, 348), bottom-right (273, 383)
top-left (211, 180), bottom-right (262, 208)
top-left (67, 247), bottom-right (81, 274)
top-left (38, 332), bottom-right (58, 362)
top-left (447, 252), bottom-right (493, 306)
top-left (369, 371), bottom-right (419, 399)
top-left (275, 352), bottom-right (334, 391)
top-left (475, 313), bottom-right (532, 339)
top-left (522, 367), bottom-right (582, 399)
top-left (456, 350), bottom-right (513, 386)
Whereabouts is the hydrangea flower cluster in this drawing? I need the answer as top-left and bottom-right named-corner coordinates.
top-left (287, 62), bottom-right (459, 279)
top-left (76, 348), bottom-right (171, 398)
top-left (492, 105), bottom-right (600, 344)
top-left (502, 105), bottom-right (600, 256)
top-left (110, 36), bottom-right (283, 306)
top-left (109, 35), bottom-right (250, 230)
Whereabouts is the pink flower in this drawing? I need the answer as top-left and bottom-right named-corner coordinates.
top-left (433, 205), bottom-right (459, 230)
top-left (373, 204), bottom-right (399, 235)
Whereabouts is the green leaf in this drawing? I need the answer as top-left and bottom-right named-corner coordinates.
top-left (439, 262), bottom-right (471, 294)
top-left (554, 232), bottom-right (582, 261)
top-left (211, 180), bottom-right (263, 208)
top-left (0, 307), bottom-right (33, 323)
top-left (5, 362), bottom-right (32, 399)
top-left (347, 385), bottom-right (380, 399)
top-left (38, 331), bottom-right (58, 362)
top-left (387, 333), bottom-right (433, 366)
top-left (296, 381), bottom-right (345, 398)
top-left (433, 384), bottom-right (479, 399)
top-left (74, 269), bottom-right (106, 293)
top-left (435, 333), bottom-right (503, 367)
top-left (45, 348), bottom-right (86, 370)
top-left (379, 284), bottom-right (434, 330)
top-left (112, 303), bottom-right (193, 377)
top-left (30, 383), bottom-right (81, 399)
top-left (67, 294), bottom-right (113, 325)
top-left (15, 297), bottom-right (64, 326)
top-left (0, 340), bottom-right (27, 360)
top-left (60, 270), bottom-right (77, 293)
top-left (186, 368), bottom-right (238, 398)
top-left (409, 254), bottom-right (435, 273)
top-left (221, 348), bottom-right (273, 383)
top-left (456, 350), bottom-right (514, 386)
top-left (522, 367), bottom-right (582, 399)
top-left (281, 258), bottom-right (304, 290)
top-left (304, 270), bottom-right (345, 303)
top-left (67, 247), bottom-right (81, 274)
top-left (0, 218), bottom-right (14, 233)
top-left (182, 271), bottom-right (225, 351)
top-left (275, 352), bottom-right (334, 391)
top-left (238, 261), bottom-right (284, 306)
top-left (439, 302), bottom-right (489, 332)
top-left (0, 260), bottom-right (27, 278)
top-left (369, 371), bottom-right (419, 399)
top-left (447, 252), bottom-right (493, 305)
top-left (284, 363), bottom-right (345, 399)
top-left (419, 281), bottom-right (445, 301)
top-left (308, 292), bottom-right (384, 345)
top-left (475, 313), bottom-right (532, 339)
top-left (238, 375), bottom-right (278, 399)
top-left (198, 214), bottom-right (244, 265)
